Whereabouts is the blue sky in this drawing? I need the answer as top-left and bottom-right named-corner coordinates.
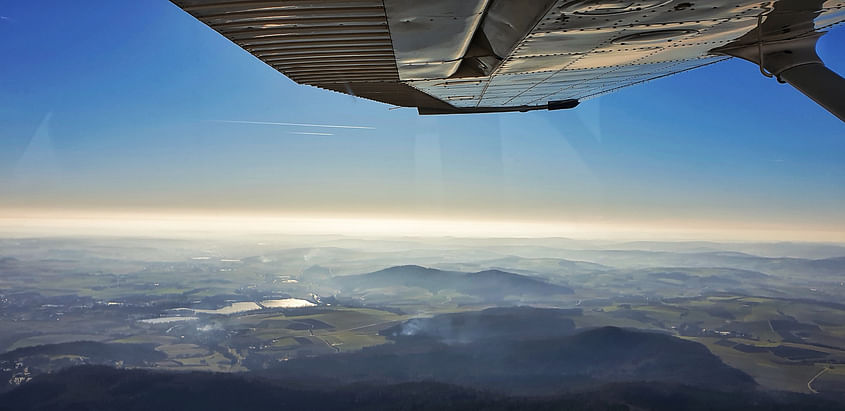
top-left (1, 1), bottom-right (844, 239)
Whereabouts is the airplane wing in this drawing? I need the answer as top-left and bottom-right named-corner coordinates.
top-left (171, 0), bottom-right (845, 119)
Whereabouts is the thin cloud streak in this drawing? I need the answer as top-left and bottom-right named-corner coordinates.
top-left (289, 131), bottom-right (334, 136)
top-left (214, 120), bottom-right (375, 130)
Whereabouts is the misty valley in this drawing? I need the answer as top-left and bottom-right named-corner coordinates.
top-left (1, 236), bottom-right (845, 410)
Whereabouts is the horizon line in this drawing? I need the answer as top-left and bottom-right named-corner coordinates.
top-left (0, 210), bottom-right (843, 244)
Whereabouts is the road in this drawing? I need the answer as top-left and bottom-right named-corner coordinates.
top-left (807, 367), bottom-right (829, 394)
top-left (312, 334), bottom-right (340, 353)
top-left (343, 320), bottom-right (402, 332)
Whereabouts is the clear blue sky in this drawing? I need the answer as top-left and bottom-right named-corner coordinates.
top-left (1, 1), bottom-right (843, 238)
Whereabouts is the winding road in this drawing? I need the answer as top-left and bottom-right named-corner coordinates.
top-left (807, 367), bottom-right (829, 394)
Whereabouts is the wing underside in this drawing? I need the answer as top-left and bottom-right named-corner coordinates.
top-left (171, 0), bottom-right (845, 114)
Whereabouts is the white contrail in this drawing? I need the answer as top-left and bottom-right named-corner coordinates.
top-left (289, 131), bottom-right (334, 136)
top-left (214, 120), bottom-right (375, 130)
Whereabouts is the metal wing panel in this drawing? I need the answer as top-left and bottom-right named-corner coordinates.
top-left (174, 0), bottom-right (398, 82)
top-left (172, 0), bottom-right (450, 111)
top-left (172, 0), bottom-right (845, 114)
top-left (407, 0), bottom-right (844, 113)
top-left (383, 0), bottom-right (489, 80)
top-left (408, 0), bottom-right (771, 109)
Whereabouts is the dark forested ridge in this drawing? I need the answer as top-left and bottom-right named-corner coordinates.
top-left (379, 306), bottom-right (581, 342)
top-left (257, 324), bottom-right (755, 394)
top-left (0, 342), bottom-right (166, 394)
top-left (1, 365), bottom-right (841, 411)
top-left (0, 342), bottom-right (165, 364)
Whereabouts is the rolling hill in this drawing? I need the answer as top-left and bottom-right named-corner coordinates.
top-left (334, 265), bottom-right (573, 300)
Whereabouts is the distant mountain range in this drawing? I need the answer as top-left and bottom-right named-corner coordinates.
top-left (545, 249), bottom-right (845, 278)
top-left (334, 265), bottom-right (574, 300)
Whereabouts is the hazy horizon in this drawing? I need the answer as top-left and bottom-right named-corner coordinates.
top-left (1, 209), bottom-right (844, 243)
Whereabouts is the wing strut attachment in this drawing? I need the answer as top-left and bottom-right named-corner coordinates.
top-left (716, 32), bottom-right (845, 122)
top-left (713, 1), bottom-right (845, 122)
